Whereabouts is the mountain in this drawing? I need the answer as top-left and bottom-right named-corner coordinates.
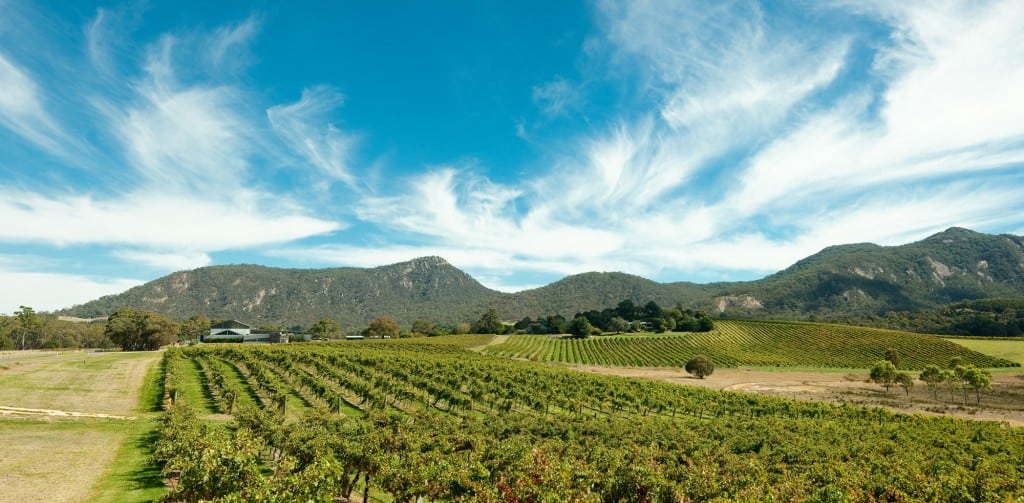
top-left (58, 228), bottom-right (1024, 328)
top-left (740, 227), bottom-right (1024, 318)
top-left (61, 256), bottom-right (505, 328)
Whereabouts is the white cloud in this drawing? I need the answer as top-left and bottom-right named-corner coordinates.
top-left (111, 250), bottom-right (212, 271)
top-left (0, 270), bottom-right (142, 314)
top-left (267, 86), bottom-right (360, 187)
top-left (340, 0), bottom-right (1024, 287)
top-left (0, 53), bottom-right (67, 156)
top-left (0, 189), bottom-right (340, 251)
top-left (532, 76), bottom-right (582, 118)
top-left (206, 16), bottom-right (260, 75)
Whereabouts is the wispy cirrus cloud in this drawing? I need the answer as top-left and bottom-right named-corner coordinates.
top-left (532, 76), bottom-right (582, 118)
top-left (0, 6), bottom-right (347, 306)
top-left (0, 53), bottom-right (72, 158)
top-left (312, 0), bottom-right (1024, 289)
top-left (267, 86), bottom-right (361, 188)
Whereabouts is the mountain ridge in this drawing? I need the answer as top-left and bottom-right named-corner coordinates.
top-left (58, 227), bottom-right (1024, 328)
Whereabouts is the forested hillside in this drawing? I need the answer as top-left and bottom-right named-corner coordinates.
top-left (57, 228), bottom-right (1024, 329)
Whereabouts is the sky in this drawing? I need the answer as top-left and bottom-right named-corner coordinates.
top-left (2, 0), bottom-right (1024, 314)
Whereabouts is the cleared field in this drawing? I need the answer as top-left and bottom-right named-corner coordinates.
top-left (0, 351), bottom-right (158, 415)
top-left (484, 319), bottom-right (1017, 369)
top-left (0, 351), bottom-right (163, 503)
top-left (943, 337), bottom-right (1024, 365)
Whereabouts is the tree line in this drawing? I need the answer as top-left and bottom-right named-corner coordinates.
top-left (508, 299), bottom-right (715, 337)
top-left (3, 299), bottom-right (712, 351)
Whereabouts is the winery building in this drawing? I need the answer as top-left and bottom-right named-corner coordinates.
top-left (201, 320), bottom-right (290, 344)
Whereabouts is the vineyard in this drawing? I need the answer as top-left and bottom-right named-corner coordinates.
top-left (483, 319), bottom-right (1017, 369)
top-left (155, 341), bottom-right (1024, 502)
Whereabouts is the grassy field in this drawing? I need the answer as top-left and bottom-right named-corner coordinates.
top-left (484, 319), bottom-right (1017, 369)
top-left (0, 350), bottom-right (163, 503)
top-left (943, 337), bottom-right (1024, 366)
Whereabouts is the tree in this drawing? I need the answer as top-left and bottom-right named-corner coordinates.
top-left (568, 315), bottom-right (594, 339)
top-left (608, 317), bottom-right (630, 334)
top-left (963, 367), bottom-right (992, 404)
top-left (895, 372), bottom-right (914, 396)
top-left (685, 355), bottom-right (714, 379)
top-left (15, 305), bottom-right (40, 350)
top-left (411, 319), bottom-right (437, 336)
top-left (940, 369), bottom-right (958, 402)
top-left (310, 318), bottom-right (341, 340)
top-left (362, 317), bottom-right (400, 339)
top-left (546, 315), bottom-right (567, 335)
top-left (884, 348), bottom-right (901, 369)
top-left (869, 360), bottom-right (898, 393)
top-left (104, 308), bottom-right (179, 351)
top-left (179, 315), bottom-right (211, 343)
top-left (472, 309), bottom-right (503, 335)
top-left (919, 365), bottom-right (943, 400)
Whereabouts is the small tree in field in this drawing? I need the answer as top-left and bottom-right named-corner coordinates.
top-left (895, 372), bottom-right (914, 396)
top-left (884, 348), bottom-right (901, 369)
top-left (685, 355), bottom-right (714, 379)
top-left (869, 360), bottom-right (898, 393)
top-left (919, 365), bottom-right (943, 400)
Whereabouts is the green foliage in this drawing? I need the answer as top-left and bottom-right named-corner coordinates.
top-left (309, 317), bottom-right (341, 339)
top-left (919, 365), bottom-right (943, 399)
top-left (155, 342), bottom-right (1024, 501)
top-left (869, 360), bottom-right (898, 392)
top-left (471, 308), bottom-right (504, 335)
top-left (485, 319), bottom-right (1015, 369)
top-left (884, 347), bottom-right (901, 368)
top-left (567, 315), bottom-right (594, 338)
top-left (362, 316), bottom-right (400, 339)
top-left (178, 315), bottom-right (210, 342)
top-left (104, 308), bottom-right (178, 351)
top-left (684, 355), bottom-right (714, 378)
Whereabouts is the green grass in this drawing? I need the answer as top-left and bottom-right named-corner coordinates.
top-left (485, 319), bottom-right (1017, 369)
top-left (942, 337), bottom-right (1024, 366)
top-left (86, 352), bottom-right (168, 502)
top-left (85, 419), bottom-right (165, 503)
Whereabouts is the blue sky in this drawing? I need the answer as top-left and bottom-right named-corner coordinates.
top-left (2, 0), bottom-right (1024, 313)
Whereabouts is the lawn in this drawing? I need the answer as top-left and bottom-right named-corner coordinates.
top-left (0, 350), bottom-right (164, 503)
top-left (943, 337), bottom-right (1024, 366)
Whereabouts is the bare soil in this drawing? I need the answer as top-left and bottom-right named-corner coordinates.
top-left (572, 365), bottom-right (1024, 426)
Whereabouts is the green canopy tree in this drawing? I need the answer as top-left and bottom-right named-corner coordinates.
top-left (895, 372), bottom-right (914, 396)
top-left (568, 315), bottom-right (594, 339)
top-left (963, 367), bottom-right (992, 404)
top-left (472, 308), bottom-right (503, 335)
top-left (105, 308), bottom-right (178, 351)
top-left (919, 365), bottom-right (943, 400)
top-left (869, 360), bottom-right (898, 393)
top-left (179, 315), bottom-right (211, 342)
top-left (15, 305), bottom-right (40, 350)
top-left (685, 355), bottom-right (714, 379)
top-left (884, 348), bottom-right (901, 369)
top-left (310, 317), bottom-right (341, 339)
top-left (608, 317), bottom-right (630, 334)
top-left (363, 317), bottom-right (400, 339)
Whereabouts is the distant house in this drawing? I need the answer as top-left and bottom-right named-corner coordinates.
top-left (202, 320), bottom-right (289, 344)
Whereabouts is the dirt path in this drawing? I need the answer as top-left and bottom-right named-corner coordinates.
top-left (572, 365), bottom-right (1024, 426)
top-left (469, 334), bottom-right (507, 352)
top-left (0, 405), bottom-right (134, 420)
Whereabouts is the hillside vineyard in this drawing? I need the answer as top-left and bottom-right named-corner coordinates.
top-left (155, 341), bottom-right (1024, 501)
